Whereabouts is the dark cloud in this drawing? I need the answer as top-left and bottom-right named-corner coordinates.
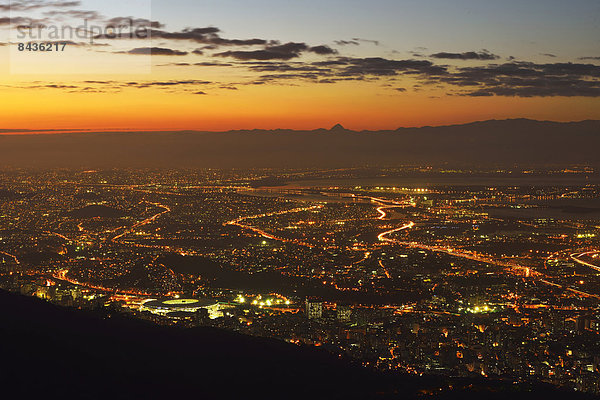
top-left (437, 61), bottom-right (600, 97)
top-left (352, 38), bottom-right (380, 46)
top-left (232, 56), bottom-right (600, 98)
top-left (542, 62), bottom-right (600, 77)
top-left (105, 17), bottom-right (163, 29)
top-left (125, 47), bottom-right (188, 56)
top-left (223, 57), bottom-right (447, 86)
top-left (11, 79), bottom-right (217, 94)
top-left (192, 49), bottom-right (203, 55)
top-left (156, 62), bottom-right (233, 67)
top-left (195, 62), bottom-right (232, 67)
top-left (338, 57), bottom-right (448, 77)
top-left (269, 42), bottom-right (307, 53)
top-left (149, 28), bottom-right (268, 47)
top-left (579, 56), bottom-right (600, 61)
top-left (0, 1), bottom-right (80, 12)
top-left (214, 50), bottom-right (295, 61)
top-left (83, 80), bottom-right (117, 85)
top-left (23, 83), bottom-right (79, 89)
top-left (156, 62), bottom-right (190, 67)
top-left (110, 80), bottom-right (211, 90)
top-left (125, 80), bottom-right (211, 88)
top-left (430, 51), bottom-right (499, 61)
top-left (245, 62), bottom-right (329, 73)
top-left (214, 42), bottom-right (337, 61)
top-left (93, 26), bottom-right (271, 48)
top-left (215, 42), bottom-right (309, 60)
top-left (541, 53), bottom-right (557, 58)
top-left (334, 40), bottom-right (359, 46)
top-left (255, 73), bottom-right (321, 83)
top-left (464, 81), bottom-right (600, 97)
top-left (94, 27), bottom-right (213, 40)
top-left (44, 84), bottom-right (78, 89)
top-left (241, 57), bottom-right (448, 85)
top-left (43, 10), bottom-right (101, 19)
top-left (0, 16), bottom-right (47, 26)
top-left (309, 45), bottom-right (337, 55)
top-left (72, 86), bottom-right (105, 93)
top-left (312, 59), bottom-right (351, 66)
top-left (150, 27), bottom-right (267, 46)
top-left (93, 24), bottom-right (338, 60)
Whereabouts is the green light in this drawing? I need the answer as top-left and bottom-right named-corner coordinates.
top-left (163, 299), bottom-right (198, 305)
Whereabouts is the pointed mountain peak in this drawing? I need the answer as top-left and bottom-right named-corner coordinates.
top-left (330, 123), bottom-right (347, 132)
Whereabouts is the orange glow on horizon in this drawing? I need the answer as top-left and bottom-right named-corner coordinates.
top-left (2, 66), bottom-right (600, 132)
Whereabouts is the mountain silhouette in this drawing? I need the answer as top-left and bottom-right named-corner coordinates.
top-left (0, 119), bottom-right (599, 168)
top-left (330, 123), bottom-right (349, 132)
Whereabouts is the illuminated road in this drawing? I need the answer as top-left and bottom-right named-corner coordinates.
top-left (382, 229), bottom-right (600, 299)
top-left (229, 197), bottom-right (411, 253)
top-left (47, 202), bottom-right (173, 293)
top-left (377, 222), bottom-right (416, 242)
top-left (372, 199), bottom-right (598, 298)
top-left (0, 250), bottom-right (20, 264)
top-left (53, 268), bottom-right (152, 296)
top-left (226, 205), bottom-right (324, 248)
top-left (376, 205), bottom-right (406, 220)
top-left (377, 221), bottom-right (535, 273)
top-left (351, 252), bottom-right (371, 266)
top-left (46, 231), bottom-right (75, 242)
top-left (369, 194), bottom-right (534, 272)
top-left (372, 197), bottom-right (534, 276)
top-left (112, 202), bottom-right (171, 243)
top-left (367, 196), bottom-right (413, 220)
top-left (539, 276), bottom-right (600, 300)
top-left (570, 251), bottom-right (600, 272)
top-left (566, 287), bottom-right (600, 300)
top-left (378, 259), bottom-right (392, 279)
top-left (539, 250), bottom-right (600, 299)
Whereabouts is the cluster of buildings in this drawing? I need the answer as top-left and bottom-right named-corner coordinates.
top-left (0, 168), bottom-right (599, 394)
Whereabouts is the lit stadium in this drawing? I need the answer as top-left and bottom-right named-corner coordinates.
top-left (140, 298), bottom-right (222, 319)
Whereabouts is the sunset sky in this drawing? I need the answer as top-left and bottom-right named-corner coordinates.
top-left (1, 0), bottom-right (599, 131)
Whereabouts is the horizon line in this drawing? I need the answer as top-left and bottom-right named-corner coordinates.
top-left (1, 117), bottom-right (599, 136)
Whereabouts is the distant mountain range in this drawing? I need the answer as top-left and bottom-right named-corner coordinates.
top-left (0, 119), bottom-right (598, 168)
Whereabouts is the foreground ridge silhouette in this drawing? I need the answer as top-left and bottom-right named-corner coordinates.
top-left (0, 290), bottom-right (591, 399)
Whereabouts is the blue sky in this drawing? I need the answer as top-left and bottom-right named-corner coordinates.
top-left (152, 0), bottom-right (600, 60)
